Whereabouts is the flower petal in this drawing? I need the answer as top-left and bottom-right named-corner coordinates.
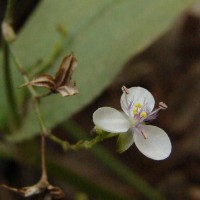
top-left (116, 131), bottom-right (134, 153)
top-left (93, 107), bottom-right (130, 133)
top-left (121, 87), bottom-right (155, 115)
top-left (134, 125), bottom-right (171, 160)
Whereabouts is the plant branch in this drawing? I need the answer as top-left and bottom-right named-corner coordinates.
top-left (8, 45), bottom-right (49, 183)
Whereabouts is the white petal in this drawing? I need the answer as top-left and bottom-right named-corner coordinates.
top-left (121, 87), bottom-right (155, 115)
top-left (116, 132), bottom-right (134, 153)
top-left (93, 107), bottom-right (130, 133)
top-left (134, 125), bottom-right (171, 160)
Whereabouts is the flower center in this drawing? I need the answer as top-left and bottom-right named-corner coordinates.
top-left (140, 111), bottom-right (147, 118)
top-left (132, 103), bottom-right (147, 119)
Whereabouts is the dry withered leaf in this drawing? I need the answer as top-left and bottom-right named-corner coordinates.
top-left (21, 54), bottom-right (78, 97)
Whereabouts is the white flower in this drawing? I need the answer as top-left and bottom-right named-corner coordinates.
top-left (93, 86), bottom-right (172, 160)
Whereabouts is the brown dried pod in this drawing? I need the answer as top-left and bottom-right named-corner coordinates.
top-left (21, 54), bottom-right (78, 97)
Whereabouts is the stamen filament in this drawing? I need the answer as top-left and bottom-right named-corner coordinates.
top-left (121, 85), bottom-right (129, 95)
top-left (141, 130), bottom-right (148, 139)
top-left (121, 86), bottom-right (132, 116)
top-left (133, 107), bottom-right (138, 115)
top-left (134, 103), bottom-right (142, 108)
top-left (140, 111), bottom-right (147, 118)
top-left (159, 102), bottom-right (168, 110)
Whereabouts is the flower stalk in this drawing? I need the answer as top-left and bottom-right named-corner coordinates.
top-left (49, 131), bottom-right (115, 151)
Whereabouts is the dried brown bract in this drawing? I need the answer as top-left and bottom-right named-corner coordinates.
top-left (22, 54), bottom-right (78, 97)
top-left (0, 181), bottom-right (65, 199)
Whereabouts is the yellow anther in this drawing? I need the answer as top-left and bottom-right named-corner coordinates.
top-left (140, 111), bottom-right (147, 118)
top-left (134, 103), bottom-right (142, 108)
top-left (133, 107), bottom-right (138, 115)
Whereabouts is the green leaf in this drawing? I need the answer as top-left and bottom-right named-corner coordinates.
top-left (0, 0), bottom-right (195, 141)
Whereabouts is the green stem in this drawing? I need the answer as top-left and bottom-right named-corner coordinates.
top-left (5, 0), bottom-right (16, 21)
top-left (2, 0), bottom-right (19, 130)
top-left (48, 134), bottom-right (69, 151)
top-left (49, 132), bottom-right (115, 151)
top-left (2, 40), bottom-right (20, 129)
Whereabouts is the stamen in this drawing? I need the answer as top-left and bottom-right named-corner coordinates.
top-left (134, 103), bottom-right (142, 108)
top-left (121, 85), bottom-right (131, 111)
top-left (141, 130), bottom-right (148, 139)
top-left (140, 111), bottom-right (147, 118)
top-left (121, 85), bottom-right (129, 94)
top-left (159, 102), bottom-right (168, 110)
top-left (133, 107), bottom-right (138, 115)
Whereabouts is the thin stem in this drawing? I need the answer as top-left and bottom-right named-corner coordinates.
top-left (40, 134), bottom-right (48, 182)
top-left (2, 40), bottom-right (20, 129)
top-left (49, 132), bottom-right (115, 151)
top-left (33, 99), bottom-right (49, 135)
top-left (2, 0), bottom-right (19, 130)
top-left (48, 134), bottom-right (69, 151)
top-left (8, 45), bottom-right (49, 182)
top-left (5, 0), bottom-right (16, 21)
